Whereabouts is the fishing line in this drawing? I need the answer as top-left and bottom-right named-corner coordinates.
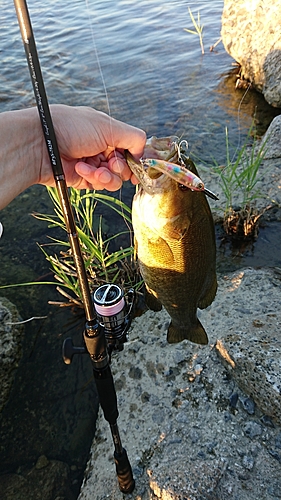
top-left (216, 82), bottom-right (252, 178)
top-left (230, 83), bottom-right (252, 164)
top-left (84, 0), bottom-right (112, 120)
top-left (84, 0), bottom-right (135, 250)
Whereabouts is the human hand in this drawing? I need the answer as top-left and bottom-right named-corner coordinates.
top-left (40, 105), bottom-right (146, 191)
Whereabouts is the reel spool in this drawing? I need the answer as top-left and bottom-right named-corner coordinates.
top-left (93, 284), bottom-right (135, 352)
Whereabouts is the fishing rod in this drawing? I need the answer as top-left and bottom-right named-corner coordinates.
top-left (13, 0), bottom-right (135, 494)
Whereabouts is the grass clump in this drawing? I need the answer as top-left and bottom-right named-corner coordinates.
top-left (33, 187), bottom-right (141, 307)
top-left (210, 125), bottom-right (269, 240)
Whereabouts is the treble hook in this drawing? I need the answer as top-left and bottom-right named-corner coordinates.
top-left (172, 139), bottom-right (219, 201)
top-left (173, 139), bottom-right (189, 166)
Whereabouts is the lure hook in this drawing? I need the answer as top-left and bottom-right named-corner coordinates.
top-left (173, 139), bottom-right (189, 166)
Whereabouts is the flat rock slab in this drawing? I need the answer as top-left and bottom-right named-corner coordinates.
top-left (79, 267), bottom-right (281, 500)
top-left (216, 329), bottom-right (281, 425)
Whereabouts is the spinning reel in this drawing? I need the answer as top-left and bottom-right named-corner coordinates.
top-left (62, 284), bottom-right (135, 364)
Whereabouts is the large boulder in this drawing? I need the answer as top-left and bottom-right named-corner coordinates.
top-left (221, 0), bottom-right (281, 107)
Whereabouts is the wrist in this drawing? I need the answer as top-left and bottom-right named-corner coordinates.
top-left (0, 107), bottom-right (45, 209)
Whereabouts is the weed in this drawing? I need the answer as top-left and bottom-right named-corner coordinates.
top-left (214, 126), bottom-right (267, 212)
top-left (184, 7), bottom-right (204, 55)
top-left (197, 124), bottom-right (270, 240)
top-left (0, 188), bottom-right (142, 305)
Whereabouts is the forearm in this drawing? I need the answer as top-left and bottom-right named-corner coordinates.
top-left (0, 107), bottom-right (43, 210)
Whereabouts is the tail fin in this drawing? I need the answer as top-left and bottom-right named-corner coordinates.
top-left (167, 319), bottom-right (208, 345)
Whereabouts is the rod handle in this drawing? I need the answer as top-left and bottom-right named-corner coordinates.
top-left (114, 448), bottom-right (135, 494)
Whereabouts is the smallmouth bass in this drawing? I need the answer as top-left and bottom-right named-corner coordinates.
top-left (126, 137), bottom-right (217, 345)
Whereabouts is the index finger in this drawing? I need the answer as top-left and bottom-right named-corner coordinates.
top-left (105, 117), bottom-right (146, 158)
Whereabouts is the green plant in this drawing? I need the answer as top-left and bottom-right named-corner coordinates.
top-left (184, 7), bottom-right (204, 55)
top-left (213, 126), bottom-right (267, 214)
top-left (196, 124), bottom-right (270, 240)
top-left (0, 187), bottom-right (142, 305)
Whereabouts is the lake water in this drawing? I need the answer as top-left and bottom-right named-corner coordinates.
top-left (0, 0), bottom-right (280, 497)
top-left (2, 0), bottom-right (279, 156)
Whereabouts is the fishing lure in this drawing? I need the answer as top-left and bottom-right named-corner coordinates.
top-left (141, 158), bottom-right (204, 191)
top-left (125, 147), bottom-right (219, 200)
top-left (140, 158), bottom-right (219, 200)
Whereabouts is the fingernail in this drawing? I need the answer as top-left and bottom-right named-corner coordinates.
top-left (108, 157), bottom-right (125, 174)
top-left (98, 169), bottom-right (112, 183)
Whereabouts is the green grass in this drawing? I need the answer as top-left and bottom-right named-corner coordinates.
top-left (194, 123), bottom-right (270, 240)
top-left (184, 7), bottom-right (204, 55)
top-left (0, 187), bottom-right (142, 305)
top-left (211, 125), bottom-right (267, 217)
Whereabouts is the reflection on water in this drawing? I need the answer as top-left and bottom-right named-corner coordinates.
top-left (0, 0), bottom-right (280, 497)
top-left (216, 68), bottom-right (281, 138)
top-left (216, 220), bottom-right (281, 273)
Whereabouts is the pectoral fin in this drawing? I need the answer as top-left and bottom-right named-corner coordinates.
top-left (167, 320), bottom-right (208, 345)
top-left (198, 275), bottom-right (217, 309)
top-left (145, 285), bottom-right (162, 312)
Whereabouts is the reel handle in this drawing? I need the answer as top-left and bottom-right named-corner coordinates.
top-left (62, 338), bottom-right (86, 365)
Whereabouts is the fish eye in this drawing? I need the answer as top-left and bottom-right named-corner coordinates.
top-left (178, 184), bottom-right (189, 191)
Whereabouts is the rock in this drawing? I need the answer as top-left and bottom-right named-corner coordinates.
top-left (243, 421), bottom-right (263, 439)
top-left (221, 0), bottom-right (281, 107)
top-left (0, 296), bottom-right (24, 413)
top-left (0, 459), bottom-right (74, 500)
top-left (216, 328), bottom-right (281, 425)
top-left (240, 397), bottom-right (255, 415)
top-left (260, 115), bottom-right (281, 159)
top-left (214, 270), bottom-right (281, 426)
top-left (35, 455), bottom-right (49, 470)
top-left (78, 268), bottom-right (281, 500)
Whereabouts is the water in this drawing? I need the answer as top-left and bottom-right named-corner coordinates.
top-left (0, 0), bottom-right (280, 497)
top-left (2, 1), bottom-right (278, 154)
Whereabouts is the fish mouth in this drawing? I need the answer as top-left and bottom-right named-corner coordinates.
top-left (125, 136), bottom-right (179, 194)
top-left (125, 151), bottom-right (170, 194)
top-left (125, 136), bottom-right (219, 201)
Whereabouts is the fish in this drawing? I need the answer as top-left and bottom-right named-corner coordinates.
top-left (126, 137), bottom-right (217, 345)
